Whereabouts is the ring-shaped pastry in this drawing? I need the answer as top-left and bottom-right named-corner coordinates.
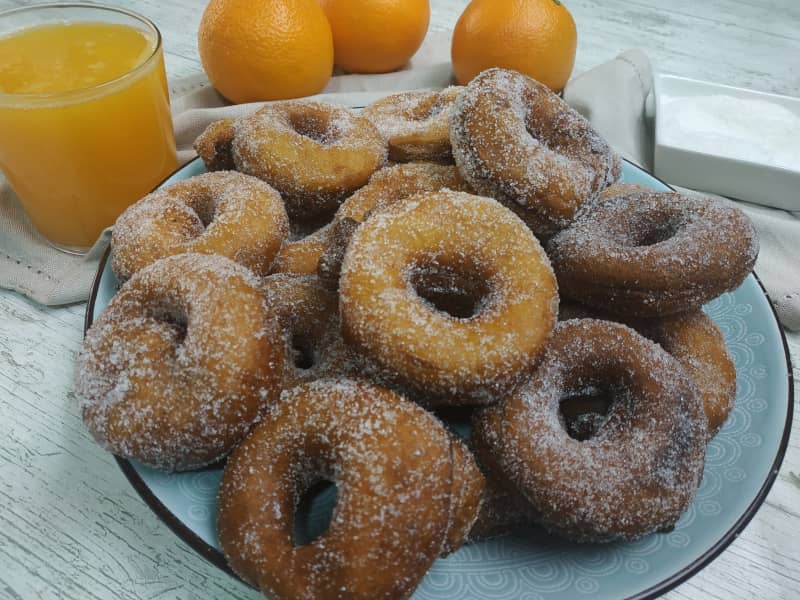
top-left (450, 68), bottom-right (620, 238)
top-left (112, 171), bottom-right (288, 281)
top-left (472, 319), bottom-right (707, 543)
top-left (339, 190), bottom-right (558, 405)
top-left (548, 191), bottom-right (759, 317)
top-left (232, 101), bottom-right (386, 218)
top-left (217, 379), bottom-right (482, 599)
top-left (362, 87), bottom-right (463, 163)
top-left (76, 253), bottom-right (285, 471)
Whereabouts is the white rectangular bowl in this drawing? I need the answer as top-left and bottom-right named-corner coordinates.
top-left (653, 74), bottom-right (800, 211)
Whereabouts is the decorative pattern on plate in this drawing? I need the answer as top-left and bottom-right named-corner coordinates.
top-left (91, 159), bottom-right (792, 600)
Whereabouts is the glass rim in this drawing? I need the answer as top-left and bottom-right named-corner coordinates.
top-left (0, 2), bottom-right (163, 102)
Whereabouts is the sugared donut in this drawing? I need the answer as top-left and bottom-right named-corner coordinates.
top-left (231, 101), bottom-right (387, 219)
top-left (548, 191), bottom-right (759, 317)
top-left (339, 190), bottom-right (558, 405)
top-left (194, 118), bottom-right (235, 171)
top-left (318, 163), bottom-right (472, 288)
top-left (597, 181), bottom-right (650, 203)
top-left (317, 216), bottom-right (360, 290)
top-left (262, 274), bottom-right (353, 390)
top-left (440, 436), bottom-right (486, 556)
top-left (270, 223), bottom-right (332, 276)
top-left (362, 87), bottom-right (463, 163)
top-left (333, 162), bottom-right (472, 226)
top-left (467, 474), bottom-right (540, 542)
top-left (112, 171), bottom-right (289, 282)
top-left (217, 379), bottom-right (482, 599)
top-left (76, 253), bottom-right (285, 471)
top-left (450, 68), bottom-right (621, 239)
top-left (472, 319), bottom-right (707, 543)
top-left (560, 303), bottom-right (737, 440)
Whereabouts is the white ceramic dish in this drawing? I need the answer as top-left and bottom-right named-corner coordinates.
top-left (653, 74), bottom-right (800, 211)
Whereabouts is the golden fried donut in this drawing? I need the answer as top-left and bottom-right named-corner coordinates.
top-left (262, 274), bottom-right (353, 391)
top-left (76, 253), bottom-right (285, 471)
top-left (441, 436), bottom-right (486, 556)
top-left (232, 101), bottom-right (387, 218)
top-left (450, 68), bottom-right (621, 238)
top-left (217, 379), bottom-right (482, 599)
top-left (194, 118), bottom-right (235, 171)
top-left (112, 171), bottom-right (289, 282)
top-left (270, 223), bottom-right (332, 276)
top-left (362, 87), bottom-right (463, 163)
top-left (334, 162), bottom-right (472, 226)
top-left (597, 181), bottom-right (650, 203)
top-left (560, 303), bottom-right (737, 440)
top-left (472, 319), bottom-right (707, 543)
top-left (317, 216), bottom-right (360, 290)
top-left (548, 191), bottom-right (759, 317)
top-left (340, 191), bottom-right (558, 405)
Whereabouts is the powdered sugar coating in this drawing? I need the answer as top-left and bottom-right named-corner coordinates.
top-left (111, 171), bottom-right (289, 281)
top-left (270, 223), bottom-right (333, 276)
top-left (194, 118), bottom-right (236, 171)
top-left (548, 191), bottom-right (759, 316)
top-left (76, 253), bottom-right (285, 471)
top-left (261, 274), bottom-right (357, 390)
top-left (450, 68), bottom-right (621, 239)
top-left (334, 162), bottom-right (472, 227)
top-left (217, 379), bottom-right (480, 599)
top-left (231, 101), bottom-right (387, 218)
top-left (362, 87), bottom-right (463, 163)
top-left (472, 319), bottom-right (707, 543)
top-left (339, 190), bottom-right (558, 405)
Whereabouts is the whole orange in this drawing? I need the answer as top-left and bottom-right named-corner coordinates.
top-left (319, 0), bottom-right (430, 73)
top-left (451, 0), bottom-right (577, 92)
top-left (198, 0), bottom-right (334, 103)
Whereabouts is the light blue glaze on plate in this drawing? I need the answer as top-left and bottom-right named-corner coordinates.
top-left (90, 159), bottom-right (792, 599)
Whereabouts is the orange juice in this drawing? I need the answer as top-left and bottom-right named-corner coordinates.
top-left (0, 10), bottom-right (177, 250)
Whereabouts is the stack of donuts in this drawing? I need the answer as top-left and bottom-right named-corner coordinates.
top-left (76, 68), bottom-right (759, 600)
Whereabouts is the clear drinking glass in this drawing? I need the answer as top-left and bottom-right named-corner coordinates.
top-left (0, 3), bottom-right (178, 253)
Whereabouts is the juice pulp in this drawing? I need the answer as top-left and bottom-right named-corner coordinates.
top-left (0, 21), bottom-right (177, 249)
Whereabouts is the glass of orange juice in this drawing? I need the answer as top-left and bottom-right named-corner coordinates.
top-left (0, 3), bottom-right (178, 253)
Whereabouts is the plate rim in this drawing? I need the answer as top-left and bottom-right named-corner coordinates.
top-left (83, 156), bottom-right (795, 599)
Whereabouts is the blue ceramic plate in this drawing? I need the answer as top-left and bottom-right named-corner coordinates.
top-left (85, 157), bottom-right (793, 600)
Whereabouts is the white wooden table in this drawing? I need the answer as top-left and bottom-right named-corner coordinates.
top-left (1, 1), bottom-right (798, 599)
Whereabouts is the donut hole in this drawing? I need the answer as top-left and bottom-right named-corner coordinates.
top-left (292, 477), bottom-right (338, 546)
top-left (289, 213), bottom-right (333, 241)
top-left (408, 258), bottom-right (493, 320)
top-left (559, 385), bottom-right (614, 441)
top-left (290, 333), bottom-right (316, 370)
top-left (624, 219), bottom-right (681, 247)
top-left (289, 110), bottom-right (340, 145)
top-left (149, 303), bottom-right (189, 346)
top-left (188, 194), bottom-right (217, 230)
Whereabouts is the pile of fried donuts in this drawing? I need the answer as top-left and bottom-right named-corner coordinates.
top-left (76, 68), bottom-right (759, 600)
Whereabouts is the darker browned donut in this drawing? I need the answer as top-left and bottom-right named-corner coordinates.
top-left (548, 192), bottom-right (759, 317)
top-left (262, 274), bottom-right (354, 390)
top-left (450, 68), bottom-right (621, 239)
top-left (217, 379), bottom-right (482, 599)
top-left (559, 302), bottom-right (737, 440)
top-left (472, 319), bottom-right (707, 543)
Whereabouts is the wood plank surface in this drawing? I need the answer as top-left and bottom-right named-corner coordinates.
top-left (0, 1), bottom-right (798, 599)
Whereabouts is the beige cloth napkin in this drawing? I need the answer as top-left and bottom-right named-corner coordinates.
top-left (1, 32), bottom-right (798, 330)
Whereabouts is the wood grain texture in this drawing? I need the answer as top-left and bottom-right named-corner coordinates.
top-left (0, 1), bottom-right (798, 599)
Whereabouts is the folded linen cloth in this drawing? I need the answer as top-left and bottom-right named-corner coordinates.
top-left (1, 32), bottom-right (798, 330)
